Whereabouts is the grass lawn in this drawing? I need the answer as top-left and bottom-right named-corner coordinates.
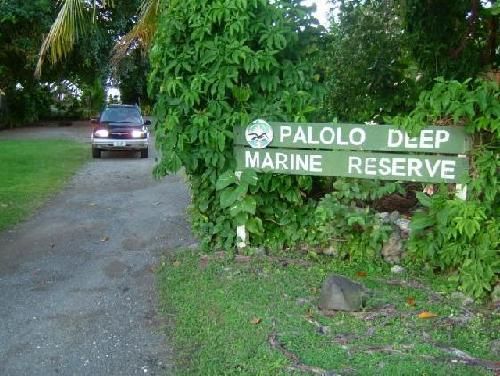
top-left (158, 250), bottom-right (499, 375)
top-left (0, 140), bottom-right (88, 231)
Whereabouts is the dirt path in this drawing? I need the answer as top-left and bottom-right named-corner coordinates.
top-left (0, 123), bottom-right (195, 375)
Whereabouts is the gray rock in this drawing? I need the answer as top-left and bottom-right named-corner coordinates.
top-left (381, 230), bottom-right (403, 264)
top-left (389, 211), bottom-right (400, 223)
top-left (390, 265), bottom-right (405, 274)
top-left (394, 218), bottom-right (411, 234)
top-left (318, 274), bottom-right (369, 312)
top-left (376, 212), bottom-right (391, 224)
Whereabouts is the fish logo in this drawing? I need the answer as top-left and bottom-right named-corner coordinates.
top-left (245, 119), bottom-right (273, 149)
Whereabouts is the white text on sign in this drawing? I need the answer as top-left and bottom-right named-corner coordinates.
top-left (279, 125), bottom-right (452, 149)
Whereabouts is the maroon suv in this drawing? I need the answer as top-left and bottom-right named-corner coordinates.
top-left (91, 104), bottom-right (151, 158)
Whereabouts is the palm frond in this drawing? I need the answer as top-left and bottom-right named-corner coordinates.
top-left (111, 0), bottom-right (160, 64)
top-left (35, 0), bottom-right (88, 78)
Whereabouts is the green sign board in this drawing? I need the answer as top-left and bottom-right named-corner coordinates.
top-left (234, 147), bottom-right (468, 183)
top-left (234, 120), bottom-right (471, 183)
top-left (234, 122), bottom-right (471, 154)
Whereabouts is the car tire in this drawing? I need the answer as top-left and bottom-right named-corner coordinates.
top-left (92, 148), bottom-right (101, 158)
top-left (140, 148), bottom-right (149, 158)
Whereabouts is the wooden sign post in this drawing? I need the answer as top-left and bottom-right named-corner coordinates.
top-left (234, 120), bottom-right (471, 248)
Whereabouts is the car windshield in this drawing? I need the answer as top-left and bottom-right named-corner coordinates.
top-left (100, 107), bottom-right (142, 123)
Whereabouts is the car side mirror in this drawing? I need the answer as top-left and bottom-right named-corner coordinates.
top-left (144, 119), bottom-right (152, 126)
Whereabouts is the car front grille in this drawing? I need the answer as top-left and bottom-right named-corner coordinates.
top-left (110, 131), bottom-right (132, 139)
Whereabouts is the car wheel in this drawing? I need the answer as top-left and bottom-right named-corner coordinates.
top-left (92, 148), bottom-right (101, 158)
top-left (140, 148), bottom-right (149, 158)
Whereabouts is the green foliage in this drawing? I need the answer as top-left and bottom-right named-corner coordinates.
top-left (114, 50), bottom-right (151, 107)
top-left (392, 77), bottom-right (500, 137)
top-left (0, 0), bottom-right (143, 126)
top-left (403, 0), bottom-right (498, 83)
top-left (150, 0), bottom-right (324, 251)
top-left (408, 190), bottom-right (499, 299)
top-left (0, 0), bottom-right (55, 126)
top-left (149, 0), bottom-right (499, 300)
top-left (321, 0), bottom-right (499, 123)
top-left (321, 0), bottom-right (417, 123)
top-left (79, 77), bottom-right (106, 118)
top-left (311, 179), bottom-right (401, 261)
top-left (1, 84), bottom-right (54, 126)
top-left (399, 78), bottom-right (500, 299)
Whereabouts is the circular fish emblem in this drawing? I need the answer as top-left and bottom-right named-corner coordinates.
top-left (245, 119), bottom-right (273, 149)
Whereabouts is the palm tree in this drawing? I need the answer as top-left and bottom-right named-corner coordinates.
top-left (35, 0), bottom-right (159, 77)
top-left (111, 0), bottom-right (159, 64)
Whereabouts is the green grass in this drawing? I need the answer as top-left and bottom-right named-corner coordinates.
top-left (158, 251), bottom-right (499, 375)
top-left (0, 140), bottom-right (88, 231)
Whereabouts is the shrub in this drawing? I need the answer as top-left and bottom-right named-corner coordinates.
top-left (397, 78), bottom-right (499, 298)
top-left (149, 0), bottom-right (324, 250)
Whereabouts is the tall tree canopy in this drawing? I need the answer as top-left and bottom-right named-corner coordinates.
top-left (0, 0), bottom-right (55, 124)
top-left (0, 0), bottom-right (147, 126)
top-left (403, 0), bottom-right (499, 81)
top-left (35, 0), bottom-right (157, 77)
top-left (322, 0), bottom-right (499, 123)
top-left (322, 0), bottom-right (415, 122)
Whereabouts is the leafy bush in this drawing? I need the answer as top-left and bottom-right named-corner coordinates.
top-left (149, 0), bottom-right (324, 250)
top-left (398, 78), bottom-right (499, 298)
top-left (308, 179), bottom-right (403, 261)
top-left (409, 190), bottom-right (498, 298)
top-left (0, 84), bottom-right (53, 127)
top-left (322, 0), bottom-right (417, 123)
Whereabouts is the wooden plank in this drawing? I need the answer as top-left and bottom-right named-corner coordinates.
top-left (234, 122), bottom-right (471, 154)
top-left (234, 147), bottom-right (469, 183)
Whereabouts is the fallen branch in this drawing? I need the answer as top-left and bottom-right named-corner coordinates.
top-left (268, 332), bottom-right (349, 375)
top-left (434, 344), bottom-right (500, 372)
top-left (362, 344), bottom-right (415, 355)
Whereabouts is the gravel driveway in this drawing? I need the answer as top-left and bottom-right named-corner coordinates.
top-left (0, 122), bottom-right (196, 375)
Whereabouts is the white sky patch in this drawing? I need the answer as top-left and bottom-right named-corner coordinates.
top-left (106, 87), bottom-right (121, 101)
top-left (303, 0), bottom-right (331, 28)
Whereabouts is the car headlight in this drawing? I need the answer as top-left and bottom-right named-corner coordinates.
top-left (132, 130), bottom-right (144, 138)
top-left (94, 129), bottom-right (109, 138)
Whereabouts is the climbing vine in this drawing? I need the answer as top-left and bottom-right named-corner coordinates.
top-left (394, 78), bottom-right (499, 298)
top-left (149, 0), bottom-right (324, 250)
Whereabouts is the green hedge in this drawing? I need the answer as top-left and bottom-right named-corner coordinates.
top-left (149, 0), bottom-right (324, 251)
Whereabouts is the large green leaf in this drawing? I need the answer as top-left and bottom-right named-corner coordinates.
top-left (220, 184), bottom-right (247, 209)
top-left (410, 214), bottom-right (435, 232)
top-left (216, 170), bottom-right (237, 191)
top-left (416, 192), bottom-right (432, 208)
top-left (240, 196), bottom-right (256, 215)
top-left (239, 169), bottom-right (258, 186)
top-left (246, 217), bottom-right (263, 234)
